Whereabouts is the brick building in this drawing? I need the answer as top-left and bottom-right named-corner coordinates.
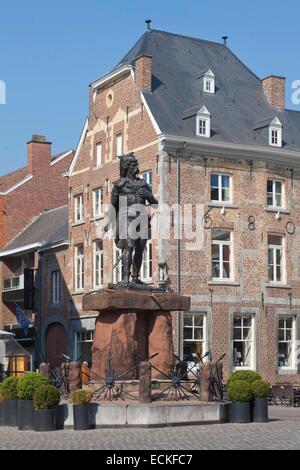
top-left (0, 206), bottom-right (69, 368)
top-left (0, 136), bottom-right (74, 357)
top-left (60, 29), bottom-right (300, 383)
top-left (3, 29), bottom-right (300, 384)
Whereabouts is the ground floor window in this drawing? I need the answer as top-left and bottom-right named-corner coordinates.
top-left (75, 331), bottom-right (94, 367)
top-left (233, 315), bottom-right (255, 369)
top-left (183, 313), bottom-right (206, 361)
top-left (278, 316), bottom-right (295, 370)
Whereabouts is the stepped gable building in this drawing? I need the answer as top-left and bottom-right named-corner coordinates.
top-left (13, 29), bottom-right (299, 382)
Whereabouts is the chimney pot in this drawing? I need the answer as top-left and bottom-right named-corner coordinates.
top-left (31, 135), bottom-right (46, 143)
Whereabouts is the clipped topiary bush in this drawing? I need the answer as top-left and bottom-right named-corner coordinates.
top-left (17, 372), bottom-right (48, 400)
top-left (227, 380), bottom-right (253, 403)
top-left (251, 380), bottom-right (270, 398)
top-left (33, 385), bottom-right (60, 410)
top-left (70, 389), bottom-right (92, 405)
top-left (1, 376), bottom-right (20, 400)
top-left (226, 370), bottom-right (262, 387)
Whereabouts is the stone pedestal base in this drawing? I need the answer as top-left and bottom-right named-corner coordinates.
top-left (83, 290), bottom-right (190, 381)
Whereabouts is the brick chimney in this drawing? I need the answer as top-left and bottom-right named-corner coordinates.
top-left (27, 135), bottom-right (52, 175)
top-left (135, 54), bottom-right (152, 92)
top-left (262, 75), bottom-right (286, 109)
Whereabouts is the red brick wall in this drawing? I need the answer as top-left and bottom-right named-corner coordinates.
top-left (1, 147), bottom-right (73, 247)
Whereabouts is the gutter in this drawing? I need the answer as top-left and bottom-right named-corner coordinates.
top-left (159, 134), bottom-right (300, 167)
top-left (0, 243), bottom-right (43, 258)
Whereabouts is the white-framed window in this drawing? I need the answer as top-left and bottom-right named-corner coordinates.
top-left (212, 229), bottom-right (232, 280)
top-left (203, 69), bottom-right (215, 94)
top-left (75, 245), bottom-right (84, 291)
top-left (74, 194), bottom-right (84, 223)
top-left (94, 240), bottom-right (104, 289)
top-left (269, 117), bottom-right (282, 147)
top-left (183, 313), bottom-right (207, 361)
top-left (141, 240), bottom-right (152, 281)
top-left (116, 133), bottom-right (123, 156)
top-left (142, 170), bottom-right (153, 189)
top-left (268, 234), bottom-right (285, 284)
top-left (105, 179), bottom-right (110, 195)
top-left (210, 173), bottom-right (231, 203)
top-left (96, 142), bottom-right (102, 167)
top-left (93, 187), bottom-right (103, 219)
top-left (113, 247), bottom-right (123, 283)
top-left (267, 180), bottom-right (283, 208)
top-left (278, 316), bottom-right (295, 370)
top-left (233, 315), bottom-right (255, 369)
top-left (51, 270), bottom-right (61, 305)
top-left (75, 331), bottom-right (94, 367)
top-left (196, 106), bottom-right (211, 138)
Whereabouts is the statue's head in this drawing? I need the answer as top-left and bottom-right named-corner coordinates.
top-left (118, 152), bottom-right (139, 178)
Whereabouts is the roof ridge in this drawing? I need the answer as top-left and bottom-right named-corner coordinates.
top-left (43, 205), bottom-right (68, 214)
top-left (0, 166), bottom-right (28, 180)
top-left (149, 28), bottom-right (225, 47)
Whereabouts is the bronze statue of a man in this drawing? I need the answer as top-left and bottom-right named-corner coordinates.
top-left (108, 153), bottom-right (158, 285)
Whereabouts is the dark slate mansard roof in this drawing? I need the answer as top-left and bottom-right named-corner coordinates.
top-left (114, 29), bottom-right (300, 151)
top-left (0, 206), bottom-right (69, 255)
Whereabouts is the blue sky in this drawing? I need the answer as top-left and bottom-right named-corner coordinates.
top-left (0, 0), bottom-right (299, 175)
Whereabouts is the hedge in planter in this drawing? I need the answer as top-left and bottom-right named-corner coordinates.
top-left (1, 376), bottom-right (20, 426)
top-left (227, 380), bottom-right (253, 423)
top-left (251, 380), bottom-right (270, 423)
top-left (33, 385), bottom-right (60, 432)
top-left (70, 390), bottom-right (92, 431)
top-left (226, 370), bottom-right (262, 388)
top-left (17, 372), bottom-right (48, 431)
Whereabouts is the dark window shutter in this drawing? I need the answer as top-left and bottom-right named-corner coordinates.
top-left (24, 268), bottom-right (34, 310)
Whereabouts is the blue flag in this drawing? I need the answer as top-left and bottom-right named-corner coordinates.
top-left (15, 304), bottom-right (31, 336)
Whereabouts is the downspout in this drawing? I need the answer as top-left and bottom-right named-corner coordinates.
top-left (176, 153), bottom-right (181, 357)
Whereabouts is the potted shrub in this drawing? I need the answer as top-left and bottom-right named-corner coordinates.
top-left (226, 370), bottom-right (262, 388)
top-left (251, 380), bottom-right (270, 423)
top-left (1, 376), bottom-right (20, 426)
top-left (227, 380), bottom-right (253, 423)
top-left (17, 372), bottom-right (48, 430)
top-left (33, 384), bottom-right (60, 432)
top-left (70, 389), bottom-right (92, 431)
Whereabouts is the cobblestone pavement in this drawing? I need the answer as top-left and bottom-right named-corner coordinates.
top-left (0, 407), bottom-right (300, 450)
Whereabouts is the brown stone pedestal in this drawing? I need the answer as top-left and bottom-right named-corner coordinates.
top-left (83, 290), bottom-right (190, 381)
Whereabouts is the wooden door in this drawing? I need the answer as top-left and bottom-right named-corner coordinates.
top-left (45, 323), bottom-right (67, 366)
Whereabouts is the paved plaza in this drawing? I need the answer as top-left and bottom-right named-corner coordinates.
top-left (0, 407), bottom-right (300, 450)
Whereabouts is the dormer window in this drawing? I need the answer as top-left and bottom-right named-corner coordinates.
top-left (196, 106), bottom-right (211, 138)
top-left (203, 69), bottom-right (215, 94)
top-left (269, 117), bottom-right (283, 147)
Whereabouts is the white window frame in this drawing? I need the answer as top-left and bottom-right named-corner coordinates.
top-left (269, 118), bottom-right (282, 147)
top-left (113, 247), bottom-right (123, 283)
top-left (196, 106), bottom-right (211, 138)
top-left (74, 330), bottom-right (94, 364)
top-left (51, 270), bottom-right (61, 305)
top-left (278, 316), bottom-right (296, 371)
top-left (142, 170), bottom-right (153, 189)
top-left (182, 312), bottom-right (207, 362)
top-left (232, 315), bottom-right (255, 370)
top-left (96, 142), bottom-right (102, 167)
top-left (93, 187), bottom-right (103, 219)
top-left (75, 245), bottom-right (84, 292)
top-left (210, 173), bottom-right (232, 204)
top-left (267, 179), bottom-right (284, 209)
top-left (268, 235), bottom-right (285, 284)
top-left (94, 241), bottom-right (104, 289)
top-left (141, 240), bottom-right (152, 282)
top-left (116, 133), bottom-right (123, 157)
top-left (74, 194), bottom-right (84, 223)
top-left (211, 230), bottom-right (233, 281)
top-left (203, 69), bottom-right (215, 94)
top-left (105, 179), bottom-right (110, 195)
